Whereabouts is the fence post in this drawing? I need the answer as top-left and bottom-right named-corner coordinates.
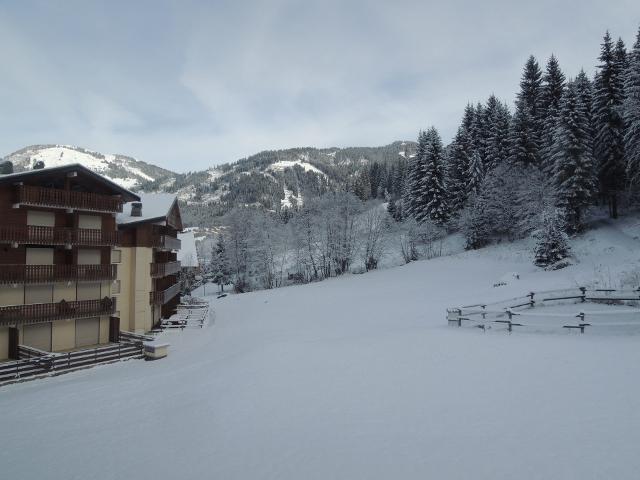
top-left (528, 292), bottom-right (535, 307)
top-left (579, 287), bottom-right (586, 302)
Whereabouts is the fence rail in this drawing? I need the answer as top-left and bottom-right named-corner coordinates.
top-left (447, 287), bottom-right (640, 334)
top-left (0, 339), bottom-right (145, 385)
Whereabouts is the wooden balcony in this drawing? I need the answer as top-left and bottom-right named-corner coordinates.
top-left (150, 261), bottom-right (182, 278)
top-left (0, 264), bottom-right (117, 285)
top-left (15, 185), bottom-right (123, 213)
top-left (0, 297), bottom-right (116, 327)
top-left (152, 235), bottom-right (181, 251)
top-left (0, 225), bottom-right (120, 247)
top-left (150, 282), bottom-right (180, 305)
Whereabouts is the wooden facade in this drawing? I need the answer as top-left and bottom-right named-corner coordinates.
top-left (0, 164), bottom-right (139, 361)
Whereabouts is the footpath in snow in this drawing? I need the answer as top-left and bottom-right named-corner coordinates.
top-left (1, 218), bottom-right (640, 479)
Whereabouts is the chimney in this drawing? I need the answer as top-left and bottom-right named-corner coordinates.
top-left (131, 202), bottom-right (142, 217)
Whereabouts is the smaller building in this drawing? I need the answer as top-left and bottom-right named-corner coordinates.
top-left (115, 193), bottom-right (182, 334)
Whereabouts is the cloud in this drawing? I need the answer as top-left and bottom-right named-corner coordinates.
top-left (0, 0), bottom-right (638, 170)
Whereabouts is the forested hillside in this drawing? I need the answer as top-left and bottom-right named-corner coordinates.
top-left (140, 141), bottom-right (416, 226)
top-left (201, 26), bottom-right (640, 294)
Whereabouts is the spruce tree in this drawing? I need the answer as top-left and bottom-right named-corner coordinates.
top-left (624, 27), bottom-right (640, 187)
top-left (509, 56), bottom-right (544, 167)
top-left (551, 80), bottom-right (596, 232)
top-left (418, 127), bottom-right (449, 225)
top-left (594, 31), bottom-right (626, 218)
top-left (211, 234), bottom-right (231, 292)
top-left (540, 55), bottom-right (566, 172)
top-left (404, 130), bottom-right (428, 219)
top-left (446, 104), bottom-right (476, 214)
top-left (467, 151), bottom-right (484, 197)
top-left (484, 95), bottom-right (511, 170)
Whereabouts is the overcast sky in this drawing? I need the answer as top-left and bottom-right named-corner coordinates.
top-left (0, 1), bottom-right (638, 172)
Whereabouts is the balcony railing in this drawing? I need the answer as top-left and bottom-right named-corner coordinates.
top-left (0, 297), bottom-right (116, 327)
top-left (15, 185), bottom-right (123, 213)
top-left (150, 282), bottom-right (181, 305)
top-left (0, 264), bottom-right (117, 285)
top-left (0, 225), bottom-right (120, 247)
top-left (150, 261), bottom-right (181, 278)
top-left (152, 235), bottom-right (181, 251)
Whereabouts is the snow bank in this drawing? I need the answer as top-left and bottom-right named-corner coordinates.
top-left (2, 217), bottom-right (640, 479)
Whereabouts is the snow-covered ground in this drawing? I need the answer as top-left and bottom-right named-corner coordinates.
top-left (2, 218), bottom-right (640, 479)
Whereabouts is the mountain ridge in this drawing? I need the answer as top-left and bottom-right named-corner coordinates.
top-left (2, 141), bottom-right (416, 226)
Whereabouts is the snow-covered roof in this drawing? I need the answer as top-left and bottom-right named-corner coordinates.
top-left (0, 163), bottom-right (139, 201)
top-left (177, 231), bottom-right (199, 267)
top-left (117, 192), bottom-right (177, 225)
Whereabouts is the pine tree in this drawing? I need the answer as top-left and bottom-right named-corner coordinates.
top-left (467, 151), bottom-right (484, 196)
top-left (446, 104), bottom-right (476, 214)
top-left (594, 31), bottom-right (626, 218)
top-left (509, 56), bottom-right (544, 167)
top-left (483, 95), bottom-right (511, 170)
top-left (575, 70), bottom-right (594, 139)
top-left (404, 130), bottom-right (428, 219)
top-left (540, 55), bottom-right (566, 172)
top-left (470, 102), bottom-right (486, 165)
top-left (211, 234), bottom-right (231, 292)
top-left (624, 27), bottom-right (640, 186)
top-left (418, 127), bottom-right (449, 225)
top-left (551, 80), bottom-right (596, 232)
top-left (534, 209), bottom-right (571, 268)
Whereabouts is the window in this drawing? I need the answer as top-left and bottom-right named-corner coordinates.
top-left (111, 249), bottom-right (122, 264)
top-left (77, 282), bottom-right (101, 301)
top-left (78, 214), bottom-right (102, 230)
top-left (77, 249), bottom-right (101, 265)
top-left (27, 210), bottom-right (55, 227)
top-left (112, 280), bottom-right (121, 295)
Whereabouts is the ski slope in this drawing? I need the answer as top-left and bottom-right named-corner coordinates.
top-left (2, 217), bottom-right (640, 479)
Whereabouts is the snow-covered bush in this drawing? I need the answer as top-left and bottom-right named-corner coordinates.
top-left (533, 209), bottom-right (571, 269)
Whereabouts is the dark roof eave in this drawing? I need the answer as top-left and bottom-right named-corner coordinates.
top-left (117, 216), bottom-right (167, 228)
top-left (0, 163), bottom-right (140, 202)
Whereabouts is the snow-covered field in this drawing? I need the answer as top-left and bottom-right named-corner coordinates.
top-left (2, 218), bottom-right (640, 479)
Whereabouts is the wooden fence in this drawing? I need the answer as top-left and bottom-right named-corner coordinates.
top-left (0, 334), bottom-right (149, 386)
top-left (447, 287), bottom-right (640, 334)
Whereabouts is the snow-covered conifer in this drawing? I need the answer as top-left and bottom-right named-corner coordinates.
top-left (624, 27), bottom-right (640, 186)
top-left (594, 31), bottom-right (626, 217)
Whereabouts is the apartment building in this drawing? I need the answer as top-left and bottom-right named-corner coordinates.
top-left (0, 164), bottom-right (139, 360)
top-left (115, 193), bottom-right (182, 334)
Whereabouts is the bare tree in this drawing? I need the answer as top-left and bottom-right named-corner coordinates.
top-left (361, 204), bottom-right (389, 271)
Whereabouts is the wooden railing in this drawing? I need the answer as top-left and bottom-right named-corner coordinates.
top-left (150, 282), bottom-right (181, 305)
top-left (0, 225), bottom-right (120, 246)
top-left (152, 234), bottom-right (181, 251)
top-left (0, 264), bottom-right (117, 285)
top-left (16, 185), bottom-right (123, 213)
top-left (150, 261), bottom-right (181, 278)
top-left (0, 297), bottom-right (116, 327)
top-left (0, 341), bottom-right (144, 385)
